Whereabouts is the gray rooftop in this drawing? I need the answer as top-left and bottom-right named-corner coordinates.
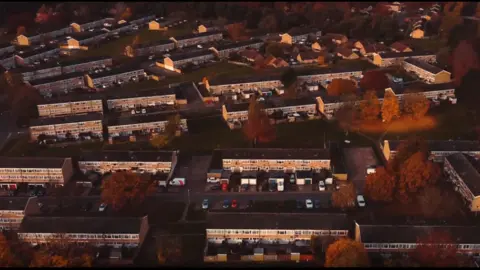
top-left (30, 112), bottom-right (103, 126)
top-left (167, 50), bottom-right (214, 62)
top-left (0, 157), bottom-right (67, 169)
top-left (173, 30), bottom-right (223, 41)
top-left (19, 216), bottom-right (146, 234)
top-left (209, 74), bottom-right (282, 86)
top-left (79, 151), bottom-right (175, 163)
top-left (446, 153), bottom-right (480, 196)
top-left (28, 71), bottom-right (85, 85)
top-left (378, 51), bottom-right (435, 59)
top-left (218, 148), bottom-right (331, 160)
top-left (88, 66), bottom-right (144, 79)
top-left (207, 212), bottom-right (349, 230)
top-left (404, 58), bottom-right (445, 75)
top-left (387, 140), bottom-right (480, 153)
top-left (0, 197), bottom-right (31, 211)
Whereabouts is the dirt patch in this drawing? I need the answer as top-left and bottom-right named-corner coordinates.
top-left (345, 116), bottom-right (437, 135)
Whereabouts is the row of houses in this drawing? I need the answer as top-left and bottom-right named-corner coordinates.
top-left (37, 85), bottom-right (186, 118)
top-left (13, 56), bottom-right (113, 82)
top-left (29, 110), bottom-right (188, 141)
top-left (27, 66), bottom-right (147, 95)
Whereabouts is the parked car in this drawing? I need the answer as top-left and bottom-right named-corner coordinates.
top-left (202, 199), bottom-right (209, 210)
top-left (319, 180), bottom-right (326, 191)
top-left (314, 200), bottom-right (321, 209)
top-left (211, 183), bottom-right (221, 191)
top-left (223, 200), bottom-right (230, 209)
top-left (357, 195), bottom-right (366, 207)
top-left (231, 199), bottom-right (238, 208)
top-left (305, 199), bottom-right (313, 209)
top-left (207, 177), bottom-right (219, 183)
top-left (99, 203), bottom-right (108, 212)
top-left (222, 183), bottom-right (228, 192)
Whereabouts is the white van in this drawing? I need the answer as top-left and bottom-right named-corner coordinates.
top-left (170, 178), bottom-right (186, 186)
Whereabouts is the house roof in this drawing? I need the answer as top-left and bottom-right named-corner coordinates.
top-left (167, 50), bottom-right (214, 62)
top-left (364, 43), bottom-right (388, 54)
top-left (0, 42), bottom-right (13, 49)
top-left (224, 102), bottom-right (249, 112)
top-left (446, 153), bottom-right (480, 196)
top-left (19, 216), bottom-right (146, 234)
top-left (40, 92), bottom-right (104, 104)
top-left (215, 39), bottom-right (264, 51)
top-left (218, 148), bottom-right (331, 160)
top-left (135, 39), bottom-right (175, 49)
top-left (378, 51), bottom-right (435, 59)
top-left (0, 157), bottom-right (67, 169)
top-left (263, 96), bottom-right (317, 109)
top-left (30, 112), bottom-right (103, 126)
top-left (60, 56), bottom-right (112, 67)
top-left (207, 212), bottom-right (349, 230)
top-left (11, 61), bottom-right (62, 74)
top-left (389, 81), bottom-right (455, 95)
top-left (336, 47), bottom-right (355, 58)
top-left (68, 31), bottom-right (107, 42)
top-left (298, 51), bottom-right (321, 60)
top-left (107, 111), bottom-right (184, 126)
top-left (209, 74), bottom-right (282, 86)
top-left (0, 197), bottom-right (31, 211)
top-left (297, 65), bottom-right (364, 77)
top-left (173, 30), bottom-right (223, 41)
top-left (28, 71), bottom-right (85, 85)
top-left (88, 66), bottom-right (144, 79)
top-left (78, 150), bottom-right (174, 163)
top-left (387, 140), bottom-right (480, 153)
top-left (324, 33), bottom-right (347, 41)
top-left (287, 27), bottom-right (320, 37)
top-left (403, 58), bottom-right (445, 74)
top-left (357, 224), bottom-right (480, 244)
top-left (105, 87), bottom-right (175, 100)
top-left (390, 41), bottom-right (410, 52)
top-left (16, 46), bottom-right (58, 59)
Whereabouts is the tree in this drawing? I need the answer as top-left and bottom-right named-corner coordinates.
top-left (30, 251), bottom-right (68, 267)
top-left (326, 79), bottom-right (357, 96)
top-left (259, 13), bottom-right (278, 32)
top-left (325, 238), bottom-right (370, 267)
top-left (359, 90), bottom-right (380, 121)
top-left (227, 23), bottom-right (247, 41)
top-left (411, 230), bottom-right (459, 267)
top-left (265, 43), bottom-right (285, 58)
top-left (150, 134), bottom-right (169, 149)
top-left (0, 233), bottom-right (22, 267)
top-left (101, 171), bottom-right (156, 211)
top-left (243, 98), bottom-right (275, 146)
top-left (331, 182), bottom-right (356, 209)
top-left (311, 235), bottom-right (335, 261)
top-left (381, 90), bottom-right (400, 123)
top-left (388, 136), bottom-right (429, 174)
top-left (397, 151), bottom-right (441, 203)
top-left (156, 235), bottom-right (182, 264)
top-left (402, 92), bottom-right (429, 119)
top-left (452, 40), bottom-right (479, 87)
top-left (359, 70), bottom-right (390, 92)
top-left (281, 68), bottom-right (298, 99)
top-left (165, 114), bottom-right (181, 138)
top-left (16, 26), bottom-right (26, 36)
top-left (364, 167), bottom-right (396, 202)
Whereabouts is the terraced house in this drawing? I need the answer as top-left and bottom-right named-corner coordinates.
top-left (15, 46), bottom-right (60, 65)
top-left (402, 58), bottom-right (451, 84)
top-left (70, 18), bottom-right (115, 32)
top-left (0, 198), bottom-right (31, 230)
top-left (15, 25), bottom-right (72, 46)
top-left (60, 31), bottom-right (109, 49)
top-left (27, 72), bottom-right (86, 96)
top-left (296, 66), bottom-right (364, 84)
top-left (210, 39), bottom-right (264, 58)
top-left (280, 28), bottom-right (322, 45)
top-left (29, 113), bottom-right (104, 141)
top-left (107, 112), bottom-right (188, 139)
top-left (205, 75), bottom-right (284, 95)
top-left (85, 66), bottom-right (146, 88)
top-left (106, 88), bottom-right (176, 111)
top-left (217, 148), bottom-right (331, 172)
top-left (37, 93), bottom-right (104, 118)
top-left (0, 43), bottom-right (14, 57)
top-left (60, 56), bottom-right (113, 74)
top-left (444, 153), bottom-right (480, 212)
top-left (355, 221), bottom-right (480, 256)
top-left (133, 40), bottom-right (176, 56)
top-left (382, 140), bottom-right (480, 162)
top-left (0, 157), bottom-right (74, 188)
top-left (205, 212), bottom-right (348, 263)
top-left (159, 50), bottom-right (215, 71)
top-left (368, 51), bottom-right (436, 67)
top-left (13, 62), bottom-right (63, 82)
top-left (78, 150), bottom-right (178, 175)
top-left (170, 31), bottom-right (223, 48)
top-left (18, 216), bottom-right (149, 248)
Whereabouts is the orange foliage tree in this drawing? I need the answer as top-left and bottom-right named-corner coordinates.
top-left (16, 26), bottom-right (26, 36)
top-left (397, 151), bottom-right (441, 203)
top-left (402, 92), bottom-right (430, 119)
top-left (101, 171), bottom-right (156, 211)
top-left (0, 233), bottom-right (22, 267)
top-left (364, 167), bottom-right (396, 202)
top-left (243, 98), bottom-right (275, 146)
top-left (331, 182), bottom-right (356, 209)
top-left (359, 70), bottom-right (390, 92)
top-left (327, 79), bottom-right (357, 96)
top-left (381, 90), bottom-right (400, 123)
top-left (227, 23), bottom-right (247, 41)
top-left (156, 235), bottom-right (182, 264)
top-left (411, 230), bottom-right (459, 267)
top-left (388, 136), bottom-right (429, 174)
top-left (359, 90), bottom-right (381, 121)
top-left (325, 238), bottom-right (370, 267)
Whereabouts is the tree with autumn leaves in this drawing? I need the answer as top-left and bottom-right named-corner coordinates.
top-left (101, 171), bottom-right (156, 211)
top-left (411, 230), bottom-right (460, 267)
top-left (359, 70), bottom-right (390, 93)
top-left (381, 90), bottom-right (400, 123)
top-left (326, 79), bottom-right (357, 97)
top-left (364, 167), bottom-right (396, 202)
top-left (243, 97), bottom-right (275, 147)
top-left (331, 182), bottom-right (356, 209)
top-left (402, 92), bottom-right (430, 119)
top-left (325, 238), bottom-right (370, 267)
top-left (358, 90), bottom-right (381, 121)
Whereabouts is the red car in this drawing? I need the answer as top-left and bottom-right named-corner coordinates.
top-left (222, 183), bottom-right (228, 192)
top-left (231, 199), bottom-right (238, 208)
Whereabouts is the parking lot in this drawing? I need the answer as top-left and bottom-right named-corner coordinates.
top-left (194, 197), bottom-right (333, 212)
